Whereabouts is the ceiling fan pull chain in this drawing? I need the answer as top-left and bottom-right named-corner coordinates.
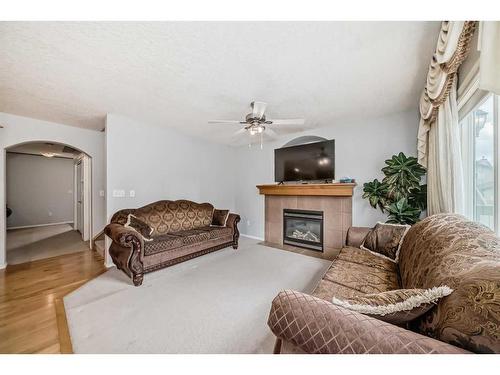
top-left (260, 132), bottom-right (263, 149)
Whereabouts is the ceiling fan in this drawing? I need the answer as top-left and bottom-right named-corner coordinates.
top-left (208, 101), bottom-right (305, 145)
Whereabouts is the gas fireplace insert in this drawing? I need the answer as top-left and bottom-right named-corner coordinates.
top-left (283, 209), bottom-right (324, 252)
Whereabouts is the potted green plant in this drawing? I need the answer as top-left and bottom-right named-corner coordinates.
top-left (363, 152), bottom-right (427, 225)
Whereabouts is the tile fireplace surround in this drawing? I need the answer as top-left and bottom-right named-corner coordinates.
top-left (257, 184), bottom-right (355, 251)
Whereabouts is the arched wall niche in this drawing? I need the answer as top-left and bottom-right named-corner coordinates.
top-left (281, 135), bottom-right (327, 148)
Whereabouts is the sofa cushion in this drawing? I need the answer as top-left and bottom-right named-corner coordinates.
top-left (199, 226), bottom-right (233, 239)
top-left (331, 286), bottom-right (453, 326)
top-left (143, 227), bottom-right (233, 257)
top-left (144, 234), bottom-right (184, 256)
top-left (170, 229), bottom-right (212, 246)
top-left (312, 246), bottom-right (400, 302)
top-left (313, 279), bottom-right (363, 301)
top-left (398, 214), bottom-right (500, 353)
top-left (337, 246), bottom-right (400, 272)
top-left (361, 222), bottom-right (410, 262)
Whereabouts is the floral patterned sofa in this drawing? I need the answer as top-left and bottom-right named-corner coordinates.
top-left (268, 214), bottom-right (499, 354)
top-left (105, 200), bottom-right (240, 286)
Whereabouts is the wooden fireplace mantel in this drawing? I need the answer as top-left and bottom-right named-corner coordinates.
top-left (256, 183), bottom-right (356, 197)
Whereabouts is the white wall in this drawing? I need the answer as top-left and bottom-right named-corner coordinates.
top-left (6, 153), bottom-right (74, 228)
top-left (233, 110), bottom-right (419, 239)
top-left (0, 112), bottom-right (106, 268)
top-left (105, 114), bottom-right (236, 265)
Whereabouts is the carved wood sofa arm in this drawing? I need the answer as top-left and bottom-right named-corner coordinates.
top-left (104, 223), bottom-right (145, 286)
top-left (268, 290), bottom-right (469, 354)
top-left (225, 213), bottom-right (241, 249)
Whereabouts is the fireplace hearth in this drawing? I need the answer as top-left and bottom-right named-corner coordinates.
top-left (283, 209), bottom-right (324, 252)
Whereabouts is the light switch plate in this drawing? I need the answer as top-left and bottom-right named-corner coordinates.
top-left (112, 189), bottom-right (125, 198)
top-left (99, 190), bottom-right (105, 197)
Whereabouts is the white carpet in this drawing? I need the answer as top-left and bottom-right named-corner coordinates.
top-left (64, 237), bottom-right (330, 353)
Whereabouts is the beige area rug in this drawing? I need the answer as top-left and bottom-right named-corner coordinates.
top-left (64, 237), bottom-right (331, 353)
top-left (7, 224), bottom-right (89, 264)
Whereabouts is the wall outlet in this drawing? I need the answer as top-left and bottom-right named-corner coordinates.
top-left (48, 211), bottom-right (53, 217)
top-left (129, 190), bottom-right (135, 198)
top-left (247, 220), bottom-right (251, 226)
top-left (112, 189), bottom-right (125, 198)
top-left (99, 190), bottom-right (105, 197)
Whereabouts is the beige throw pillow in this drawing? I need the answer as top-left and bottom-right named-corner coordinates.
top-left (125, 214), bottom-right (154, 242)
top-left (211, 209), bottom-right (229, 226)
top-left (361, 222), bottom-right (410, 262)
top-left (331, 286), bottom-right (453, 325)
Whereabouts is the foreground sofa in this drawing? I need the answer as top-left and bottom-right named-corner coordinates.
top-left (105, 200), bottom-right (240, 286)
top-left (268, 214), bottom-right (500, 354)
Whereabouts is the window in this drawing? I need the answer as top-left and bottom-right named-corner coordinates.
top-left (459, 93), bottom-right (499, 234)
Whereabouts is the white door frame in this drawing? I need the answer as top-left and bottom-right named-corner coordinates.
top-left (73, 153), bottom-right (93, 248)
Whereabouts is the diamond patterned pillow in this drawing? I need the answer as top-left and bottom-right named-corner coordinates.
top-left (331, 286), bottom-right (453, 325)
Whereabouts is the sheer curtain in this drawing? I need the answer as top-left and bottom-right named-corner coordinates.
top-left (417, 21), bottom-right (476, 215)
top-left (427, 80), bottom-right (464, 214)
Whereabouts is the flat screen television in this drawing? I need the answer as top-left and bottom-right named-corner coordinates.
top-left (274, 140), bottom-right (335, 182)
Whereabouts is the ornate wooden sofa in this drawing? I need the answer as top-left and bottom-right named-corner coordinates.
top-left (105, 200), bottom-right (240, 286)
top-left (268, 214), bottom-right (500, 354)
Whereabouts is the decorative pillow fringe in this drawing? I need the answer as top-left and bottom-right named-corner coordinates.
top-left (331, 286), bottom-right (453, 316)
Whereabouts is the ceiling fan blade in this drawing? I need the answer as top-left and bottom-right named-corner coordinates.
top-left (251, 101), bottom-right (267, 119)
top-left (268, 118), bottom-right (305, 125)
top-left (208, 120), bottom-right (245, 124)
top-left (230, 127), bottom-right (248, 139)
top-left (265, 127), bottom-right (279, 139)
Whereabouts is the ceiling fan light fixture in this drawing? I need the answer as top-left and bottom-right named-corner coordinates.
top-left (41, 152), bottom-right (57, 158)
top-left (207, 101), bottom-right (305, 144)
top-left (249, 125), bottom-right (265, 136)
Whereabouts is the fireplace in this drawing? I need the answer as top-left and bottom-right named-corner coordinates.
top-left (283, 209), bottom-right (324, 252)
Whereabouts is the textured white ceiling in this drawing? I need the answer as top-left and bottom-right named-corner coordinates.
top-left (0, 22), bottom-right (439, 144)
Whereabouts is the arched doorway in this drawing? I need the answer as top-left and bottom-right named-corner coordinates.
top-left (3, 141), bottom-right (93, 265)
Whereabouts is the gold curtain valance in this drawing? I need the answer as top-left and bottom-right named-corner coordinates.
top-left (417, 21), bottom-right (476, 166)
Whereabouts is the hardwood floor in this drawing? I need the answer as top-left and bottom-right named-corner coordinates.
top-left (0, 250), bottom-right (106, 353)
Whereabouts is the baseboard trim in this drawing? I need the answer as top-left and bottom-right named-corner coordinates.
top-left (92, 228), bottom-right (105, 241)
top-left (0, 263), bottom-right (7, 270)
top-left (7, 221), bottom-right (74, 230)
top-left (240, 233), bottom-right (265, 241)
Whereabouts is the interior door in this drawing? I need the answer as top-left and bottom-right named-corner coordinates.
top-left (76, 160), bottom-right (84, 237)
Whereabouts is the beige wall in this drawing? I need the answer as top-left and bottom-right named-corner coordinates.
top-left (6, 153), bottom-right (74, 228)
